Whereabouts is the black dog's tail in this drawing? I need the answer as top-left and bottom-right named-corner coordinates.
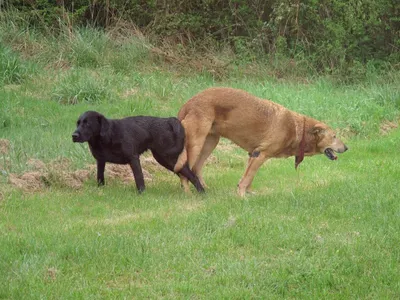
top-left (164, 117), bottom-right (186, 156)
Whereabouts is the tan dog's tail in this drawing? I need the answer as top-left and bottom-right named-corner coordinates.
top-left (174, 106), bottom-right (189, 172)
top-left (174, 146), bottom-right (187, 173)
top-left (177, 105), bottom-right (187, 121)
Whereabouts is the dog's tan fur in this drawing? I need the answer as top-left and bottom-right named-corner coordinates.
top-left (176, 87), bottom-right (348, 196)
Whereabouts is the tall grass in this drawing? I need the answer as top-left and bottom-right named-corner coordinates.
top-left (0, 43), bottom-right (33, 85)
top-left (52, 69), bottom-right (115, 105)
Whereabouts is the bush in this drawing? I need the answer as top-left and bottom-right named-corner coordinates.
top-left (3, 0), bottom-right (400, 78)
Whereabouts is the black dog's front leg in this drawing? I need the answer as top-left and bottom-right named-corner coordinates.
top-left (97, 160), bottom-right (106, 186)
top-left (129, 155), bottom-right (145, 193)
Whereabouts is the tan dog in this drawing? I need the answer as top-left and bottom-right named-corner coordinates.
top-left (176, 87), bottom-right (348, 197)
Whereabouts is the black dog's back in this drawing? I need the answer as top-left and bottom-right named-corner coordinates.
top-left (130, 116), bottom-right (185, 172)
top-left (130, 116), bottom-right (184, 156)
top-left (153, 117), bottom-right (185, 157)
top-left (167, 117), bottom-right (185, 154)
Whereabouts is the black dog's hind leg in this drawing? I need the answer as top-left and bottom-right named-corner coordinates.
top-left (97, 160), bottom-right (106, 186)
top-left (178, 164), bottom-right (205, 193)
top-left (151, 151), bottom-right (174, 172)
top-left (129, 155), bottom-right (145, 193)
top-left (151, 151), bottom-right (204, 193)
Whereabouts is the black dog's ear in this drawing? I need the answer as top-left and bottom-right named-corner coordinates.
top-left (98, 115), bottom-right (111, 142)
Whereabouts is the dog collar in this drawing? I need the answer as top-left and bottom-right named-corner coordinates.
top-left (295, 118), bottom-right (306, 169)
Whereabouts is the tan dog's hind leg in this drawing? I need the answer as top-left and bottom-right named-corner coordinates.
top-left (179, 117), bottom-right (212, 192)
top-left (174, 148), bottom-right (191, 193)
top-left (184, 119), bottom-right (212, 168)
top-left (193, 134), bottom-right (220, 187)
top-left (237, 152), bottom-right (268, 197)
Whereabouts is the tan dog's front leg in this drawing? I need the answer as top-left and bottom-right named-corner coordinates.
top-left (237, 151), bottom-right (267, 197)
top-left (239, 156), bottom-right (255, 194)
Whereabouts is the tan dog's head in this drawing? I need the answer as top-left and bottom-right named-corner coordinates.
top-left (311, 123), bottom-right (348, 160)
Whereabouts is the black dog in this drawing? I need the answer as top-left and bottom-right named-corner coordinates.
top-left (72, 111), bottom-right (204, 193)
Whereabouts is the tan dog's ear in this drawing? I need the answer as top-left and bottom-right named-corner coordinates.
top-left (310, 123), bottom-right (326, 135)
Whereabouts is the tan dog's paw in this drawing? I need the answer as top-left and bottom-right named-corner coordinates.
top-left (237, 186), bottom-right (247, 198)
top-left (246, 189), bottom-right (257, 195)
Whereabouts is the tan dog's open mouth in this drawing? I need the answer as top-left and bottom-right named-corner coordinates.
top-left (324, 148), bottom-right (338, 160)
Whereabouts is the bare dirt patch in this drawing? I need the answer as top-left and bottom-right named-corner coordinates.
top-left (149, 45), bottom-right (231, 80)
top-left (45, 267), bottom-right (59, 281)
top-left (0, 139), bottom-right (10, 154)
top-left (87, 164), bottom-right (152, 184)
top-left (9, 172), bottom-right (48, 192)
top-left (45, 59), bottom-right (71, 71)
top-left (380, 120), bottom-right (398, 135)
top-left (26, 158), bottom-right (46, 170)
top-left (8, 156), bottom-right (157, 192)
top-left (56, 169), bottom-right (92, 189)
top-left (121, 88), bottom-right (138, 99)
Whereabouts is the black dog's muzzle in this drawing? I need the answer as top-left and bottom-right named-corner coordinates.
top-left (72, 132), bottom-right (82, 143)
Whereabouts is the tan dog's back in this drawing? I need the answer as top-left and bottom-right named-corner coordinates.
top-left (178, 87), bottom-right (300, 153)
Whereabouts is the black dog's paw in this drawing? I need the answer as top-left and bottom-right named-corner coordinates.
top-left (137, 186), bottom-right (145, 194)
top-left (196, 185), bottom-right (206, 193)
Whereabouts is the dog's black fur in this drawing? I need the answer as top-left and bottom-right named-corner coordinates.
top-left (72, 111), bottom-right (204, 193)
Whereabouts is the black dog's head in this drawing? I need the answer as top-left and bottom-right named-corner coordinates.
top-left (72, 111), bottom-right (110, 143)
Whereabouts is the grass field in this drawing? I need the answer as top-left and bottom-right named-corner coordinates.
top-left (1, 27), bottom-right (400, 298)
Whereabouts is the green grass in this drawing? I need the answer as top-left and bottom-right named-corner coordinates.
top-left (1, 25), bottom-right (400, 298)
top-left (1, 131), bottom-right (400, 298)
